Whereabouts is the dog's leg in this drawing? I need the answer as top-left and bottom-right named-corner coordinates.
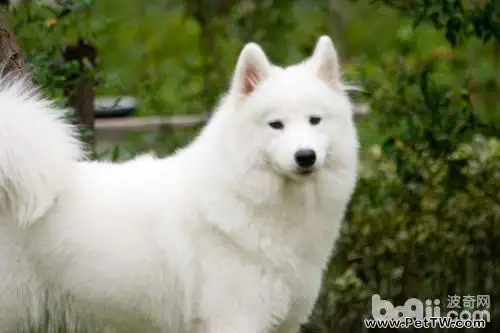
top-left (274, 295), bottom-right (318, 333)
top-left (199, 319), bottom-right (271, 333)
top-left (274, 319), bottom-right (302, 333)
top-left (195, 294), bottom-right (282, 333)
top-left (196, 284), bottom-right (291, 333)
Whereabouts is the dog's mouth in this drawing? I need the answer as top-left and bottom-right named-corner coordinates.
top-left (296, 167), bottom-right (316, 176)
top-left (268, 161), bottom-right (318, 179)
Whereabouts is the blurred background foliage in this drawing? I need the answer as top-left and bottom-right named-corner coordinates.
top-left (4, 0), bottom-right (500, 332)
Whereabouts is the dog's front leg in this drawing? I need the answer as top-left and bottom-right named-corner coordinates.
top-left (274, 292), bottom-right (319, 333)
top-left (200, 317), bottom-right (272, 333)
top-left (197, 280), bottom-right (291, 333)
top-left (274, 319), bottom-right (303, 333)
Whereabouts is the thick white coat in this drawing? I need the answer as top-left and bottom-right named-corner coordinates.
top-left (0, 36), bottom-right (358, 333)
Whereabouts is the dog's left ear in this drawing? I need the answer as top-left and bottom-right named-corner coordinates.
top-left (231, 42), bottom-right (272, 99)
top-left (309, 36), bottom-right (342, 89)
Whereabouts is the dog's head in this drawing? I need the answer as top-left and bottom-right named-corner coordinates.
top-left (214, 36), bottom-right (358, 184)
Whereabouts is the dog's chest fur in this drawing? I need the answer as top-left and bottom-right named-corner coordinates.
top-left (196, 180), bottom-right (341, 329)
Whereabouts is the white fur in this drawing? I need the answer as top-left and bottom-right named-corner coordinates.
top-left (0, 78), bottom-right (83, 227)
top-left (0, 36), bottom-right (358, 333)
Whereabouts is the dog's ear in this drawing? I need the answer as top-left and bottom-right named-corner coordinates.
top-left (231, 43), bottom-right (271, 98)
top-left (309, 36), bottom-right (342, 89)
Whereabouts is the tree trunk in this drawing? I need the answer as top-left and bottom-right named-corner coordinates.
top-left (62, 38), bottom-right (98, 151)
top-left (0, 9), bottom-right (29, 79)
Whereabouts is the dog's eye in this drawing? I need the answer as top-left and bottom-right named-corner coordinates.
top-left (309, 116), bottom-right (321, 125)
top-left (268, 120), bottom-right (284, 130)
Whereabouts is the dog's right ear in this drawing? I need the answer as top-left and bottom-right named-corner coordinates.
top-left (309, 36), bottom-right (342, 90)
top-left (231, 43), bottom-right (271, 99)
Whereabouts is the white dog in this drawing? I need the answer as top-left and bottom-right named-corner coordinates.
top-left (0, 36), bottom-right (358, 333)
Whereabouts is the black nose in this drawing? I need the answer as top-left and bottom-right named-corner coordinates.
top-left (294, 149), bottom-right (316, 168)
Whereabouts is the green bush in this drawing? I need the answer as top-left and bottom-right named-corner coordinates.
top-left (306, 1), bottom-right (500, 332)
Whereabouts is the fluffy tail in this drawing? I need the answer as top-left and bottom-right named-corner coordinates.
top-left (0, 77), bottom-right (83, 227)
